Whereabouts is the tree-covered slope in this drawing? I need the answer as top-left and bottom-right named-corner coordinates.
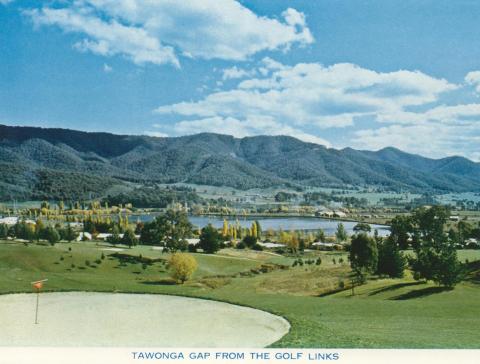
top-left (1, 124), bottom-right (479, 200)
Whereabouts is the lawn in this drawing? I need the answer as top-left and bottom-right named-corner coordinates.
top-left (0, 241), bottom-right (479, 348)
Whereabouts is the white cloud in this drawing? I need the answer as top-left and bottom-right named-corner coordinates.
top-left (0, 0), bottom-right (14, 5)
top-left (155, 115), bottom-right (331, 147)
top-left (155, 60), bottom-right (456, 132)
top-left (465, 71), bottom-right (480, 93)
top-left (27, 7), bottom-right (179, 67)
top-left (222, 66), bottom-right (254, 81)
top-left (144, 131), bottom-right (169, 138)
top-left (352, 122), bottom-right (480, 161)
top-left (25, 0), bottom-right (313, 66)
top-left (103, 63), bottom-right (112, 72)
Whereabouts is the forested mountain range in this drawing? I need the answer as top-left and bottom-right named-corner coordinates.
top-left (1, 124), bottom-right (480, 201)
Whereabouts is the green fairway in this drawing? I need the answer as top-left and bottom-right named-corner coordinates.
top-left (0, 241), bottom-right (479, 348)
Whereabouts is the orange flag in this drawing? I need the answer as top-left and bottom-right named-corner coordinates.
top-left (32, 281), bottom-right (43, 290)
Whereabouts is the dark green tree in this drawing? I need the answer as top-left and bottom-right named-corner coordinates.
top-left (353, 222), bottom-right (371, 233)
top-left (199, 224), bottom-right (222, 254)
top-left (45, 226), bottom-right (60, 245)
top-left (410, 206), bottom-right (463, 287)
top-left (377, 237), bottom-right (406, 278)
top-left (148, 209), bottom-right (193, 252)
top-left (122, 228), bottom-right (139, 248)
top-left (389, 215), bottom-right (413, 250)
top-left (349, 233), bottom-right (378, 294)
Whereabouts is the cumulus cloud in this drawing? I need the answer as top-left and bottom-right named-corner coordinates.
top-left (103, 63), bottom-right (113, 72)
top-left (144, 131), bottom-right (169, 138)
top-left (352, 122), bottom-right (480, 161)
top-left (0, 0), bottom-right (14, 5)
top-left (24, 0), bottom-right (313, 66)
top-left (465, 71), bottom-right (480, 93)
top-left (154, 115), bottom-right (331, 147)
top-left (155, 60), bottom-right (456, 134)
top-left (222, 66), bottom-right (255, 81)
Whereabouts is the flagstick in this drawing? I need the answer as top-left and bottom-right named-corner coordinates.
top-left (35, 288), bottom-right (40, 324)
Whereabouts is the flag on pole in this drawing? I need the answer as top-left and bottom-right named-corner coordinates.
top-left (31, 279), bottom-right (47, 324)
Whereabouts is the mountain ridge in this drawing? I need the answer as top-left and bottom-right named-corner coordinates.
top-left (1, 124), bottom-right (479, 201)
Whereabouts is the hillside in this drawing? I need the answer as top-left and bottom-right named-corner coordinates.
top-left (1, 124), bottom-right (480, 200)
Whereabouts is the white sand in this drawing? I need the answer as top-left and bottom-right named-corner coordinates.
top-left (0, 292), bottom-right (289, 347)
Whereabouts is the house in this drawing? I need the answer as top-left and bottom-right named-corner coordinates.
top-left (0, 217), bottom-right (36, 225)
top-left (449, 215), bottom-right (460, 222)
top-left (187, 238), bottom-right (200, 246)
top-left (258, 242), bottom-right (285, 248)
top-left (76, 232), bottom-right (92, 241)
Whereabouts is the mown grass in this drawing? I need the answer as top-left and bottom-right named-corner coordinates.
top-left (0, 241), bottom-right (479, 348)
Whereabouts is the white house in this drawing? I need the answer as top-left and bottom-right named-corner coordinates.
top-left (76, 232), bottom-right (92, 241)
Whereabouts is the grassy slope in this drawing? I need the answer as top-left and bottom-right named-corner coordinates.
top-left (0, 241), bottom-right (479, 348)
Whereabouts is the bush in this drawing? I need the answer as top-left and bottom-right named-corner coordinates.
top-left (188, 244), bottom-right (197, 253)
top-left (252, 243), bottom-right (263, 251)
top-left (242, 235), bottom-right (257, 248)
top-left (85, 260), bottom-right (91, 267)
top-left (236, 241), bottom-right (246, 249)
top-left (316, 257), bottom-right (322, 266)
top-left (168, 253), bottom-right (198, 284)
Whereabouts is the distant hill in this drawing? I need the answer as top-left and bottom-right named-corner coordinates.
top-left (1, 124), bottom-right (479, 201)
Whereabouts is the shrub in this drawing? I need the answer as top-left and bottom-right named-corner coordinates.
top-left (168, 253), bottom-right (198, 284)
top-left (316, 257), bottom-right (322, 266)
top-left (236, 241), bottom-right (246, 250)
top-left (252, 243), bottom-right (263, 251)
top-left (85, 260), bottom-right (91, 267)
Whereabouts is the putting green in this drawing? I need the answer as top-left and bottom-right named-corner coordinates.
top-left (0, 292), bottom-right (289, 347)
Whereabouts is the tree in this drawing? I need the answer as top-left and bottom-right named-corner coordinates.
top-left (169, 253), bottom-right (198, 284)
top-left (335, 223), bottom-right (348, 243)
top-left (285, 231), bottom-right (299, 254)
top-left (389, 215), bottom-right (413, 250)
top-left (409, 206), bottom-right (463, 287)
top-left (35, 218), bottom-right (45, 241)
top-left (60, 224), bottom-right (78, 242)
top-left (0, 224), bottom-right (8, 239)
top-left (222, 219), bottom-right (229, 237)
top-left (353, 223), bottom-right (371, 233)
top-left (254, 220), bottom-right (262, 239)
top-left (349, 233), bottom-right (378, 294)
top-left (315, 229), bottom-right (325, 242)
top-left (107, 225), bottom-right (122, 245)
top-left (122, 228), bottom-right (138, 248)
top-left (242, 235), bottom-right (257, 248)
top-left (199, 224), bottom-right (222, 254)
top-left (45, 226), bottom-right (60, 245)
top-left (377, 237), bottom-right (406, 278)
top-left (148, 210), bottom-right (193, 252)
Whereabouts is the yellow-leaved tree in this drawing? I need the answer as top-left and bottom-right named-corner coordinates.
top-left (169, 253), bottom-right (198, 284)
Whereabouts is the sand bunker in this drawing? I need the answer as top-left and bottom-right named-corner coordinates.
top-left (0, 292), bottom-right (289, 347)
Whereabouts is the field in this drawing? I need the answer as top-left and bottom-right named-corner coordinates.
top-left (0, 241), bottom-right (479, 348)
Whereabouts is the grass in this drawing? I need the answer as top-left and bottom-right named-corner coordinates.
top-left (0, 240), bottom-right (479, 348)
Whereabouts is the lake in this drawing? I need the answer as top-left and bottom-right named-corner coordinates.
top-left (133, 214), bottom-right (390, 236)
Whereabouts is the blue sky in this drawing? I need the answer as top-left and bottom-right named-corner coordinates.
top-left (1, 0), bottom-right (480, 160)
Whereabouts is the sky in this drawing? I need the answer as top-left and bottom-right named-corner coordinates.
top-left (1, 0), bottom-right (480, 161)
